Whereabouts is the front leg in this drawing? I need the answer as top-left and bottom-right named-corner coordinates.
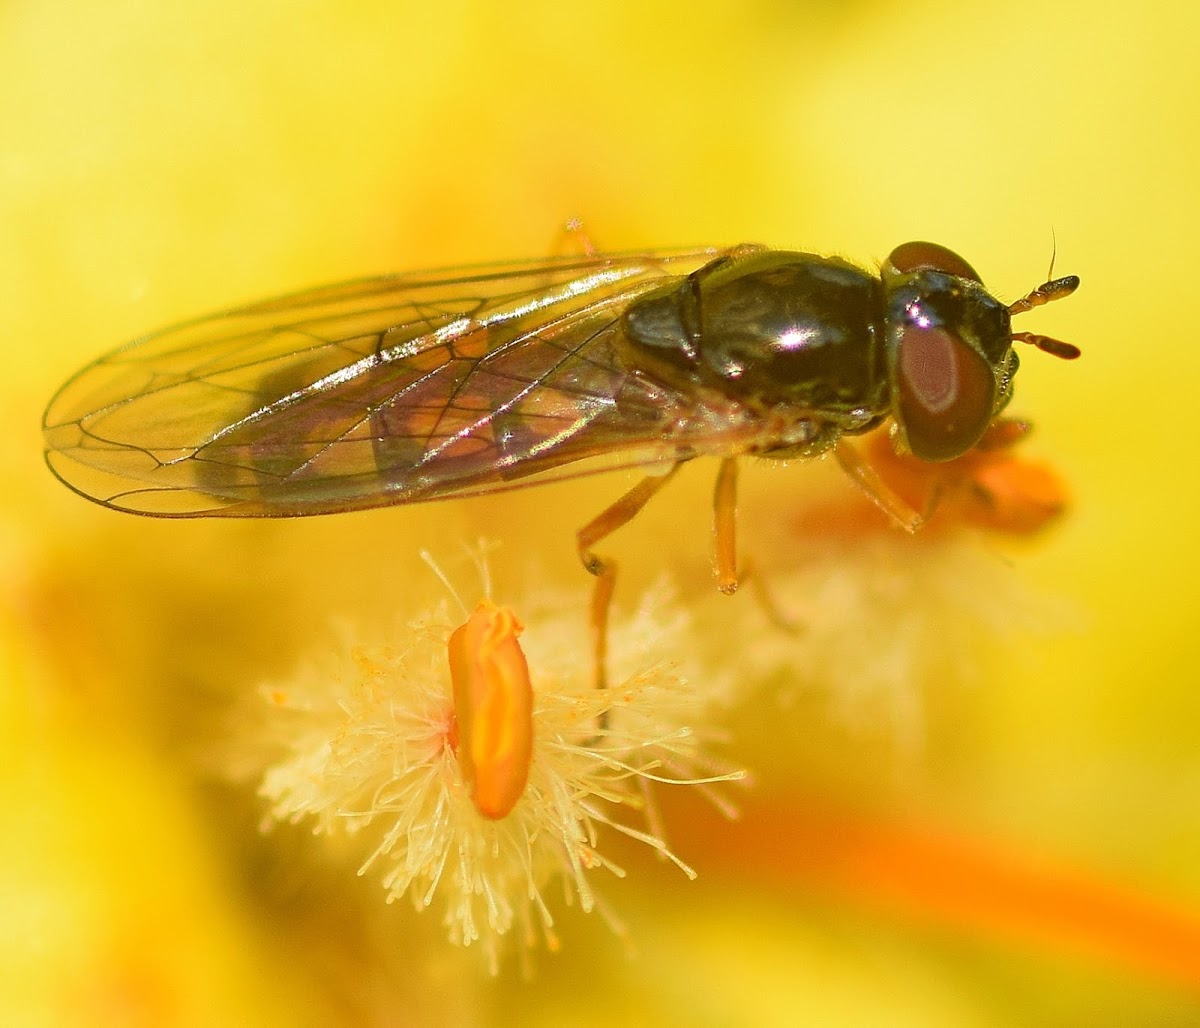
top-left (834, 438), bottom-right (924, 533)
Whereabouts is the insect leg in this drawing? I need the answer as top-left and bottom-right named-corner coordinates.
top-left (733, 555), bottom-right (804, 634)
top-left (713, 457), bottom-right (740, 594)
top-left (588, 566), bottom-right (618, 695)
top-left (974, 416), bottom-right (1033, 451)
top-left (712, 460), bottom-right (806, 630)
top-left (577, 465), bottom-right (682, 689)
top-left (834, 439), bottom-right (924, 533)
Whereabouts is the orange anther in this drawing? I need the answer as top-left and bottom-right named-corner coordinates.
top-left (446, 599), bottom-right (534, 819)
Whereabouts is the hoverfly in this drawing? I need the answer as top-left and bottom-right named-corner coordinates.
top-left (43, 240), bottom-right (1079, 683)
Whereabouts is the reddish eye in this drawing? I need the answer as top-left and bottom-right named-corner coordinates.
top-left (447, 599), bottom-right (534, 820)
top-left (895, 325), bottom-right (996, 461)
top-left (886, 241), bottom-right (981, 283)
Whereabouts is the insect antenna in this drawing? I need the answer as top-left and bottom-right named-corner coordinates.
top-left (1008, 273), bottom-right (1081, 360)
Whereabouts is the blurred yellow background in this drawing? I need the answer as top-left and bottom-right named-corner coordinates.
top-left (4, 0), bottom-right (1200, 1024)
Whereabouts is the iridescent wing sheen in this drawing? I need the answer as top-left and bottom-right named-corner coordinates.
top-left (44, 248), bottom-right (762, 517)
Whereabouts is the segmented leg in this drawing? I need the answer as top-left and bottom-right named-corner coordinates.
top-left (834, 439), bottom-right (924, 533)
top-left (577, 465), bottom-right (681, 690)
top-left (736, 554), bottom-right (804, 634)
top-left (713, 457), bottom-right (740, 594)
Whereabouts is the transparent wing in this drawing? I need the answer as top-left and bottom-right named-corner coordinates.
top-left (44, 247), bottom-right (763, 516)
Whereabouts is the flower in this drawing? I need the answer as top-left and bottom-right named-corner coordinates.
top-left (245, 578), bottom-right (743, 973)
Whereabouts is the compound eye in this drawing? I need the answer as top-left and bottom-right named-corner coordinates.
top-left (895, 325), bottom-right (996, 461)
top-left (886, 241), bottom-right (981, 283)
